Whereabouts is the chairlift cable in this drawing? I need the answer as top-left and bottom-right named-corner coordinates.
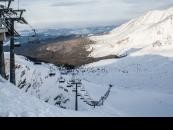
top-left (18, 0), bottom-right (19, 10)
top-left (28, 23), bottom-right (37, 35)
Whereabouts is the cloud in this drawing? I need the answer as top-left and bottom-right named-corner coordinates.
top-left (51, 0), bottom-right (98, 7)
top-left (122, 0), bottom-right (173, 10)
top-left (8, 0), bottom-right (173, 30)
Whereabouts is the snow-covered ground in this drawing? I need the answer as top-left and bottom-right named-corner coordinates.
top-left (4, 53), bottom-right (115, 114)
top-left (0, 76), bottom-right (106, 117)
top-left (1, 6), bottom-right (173, 117)
top-left (81, 6), bottom-right (173, 116)
top-left (77, 56), bottom-right (173, 116)
top-left (2, 51), bottom-right (173, 116)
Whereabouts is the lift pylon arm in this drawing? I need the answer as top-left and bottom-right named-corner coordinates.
top-left (0, 0), bottom-right (14, 9)
top-left (13, 9), bottom-right (26, 19)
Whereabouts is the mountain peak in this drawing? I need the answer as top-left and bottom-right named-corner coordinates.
top-left (89, 6), bottom-right (173, 58)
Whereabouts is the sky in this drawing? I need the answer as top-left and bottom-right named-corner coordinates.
top-left (7, 0), bottom-right (173, 30)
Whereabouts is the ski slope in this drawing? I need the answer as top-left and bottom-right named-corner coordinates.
top-left (4, 53), bottom-right (115, 114)
top-left (0, 76), bottom-right (106, 117)
top-left (77, 56), bottom-right (173, 116)
top-left (1, 6), bottom-right (173, 116)
top-left (1, 71), bottom-right (118, 117)
top-left (2, 51), bottom-right (173, 116)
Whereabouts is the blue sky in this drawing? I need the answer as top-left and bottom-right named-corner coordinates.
top-left (8, 0), bottom-right (173, 29)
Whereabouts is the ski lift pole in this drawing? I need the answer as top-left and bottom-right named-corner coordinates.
top-left (0, 40), bottom-right (6, 78)
top-left (10, 19), bottom-right (15, 85)
top-left (0, 16), bottom-right (7, 79)
top-left (75, 82), bottom-right (78, 111)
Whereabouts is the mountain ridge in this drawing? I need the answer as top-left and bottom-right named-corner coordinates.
top-left (89, 6), bottom-right (173, 58)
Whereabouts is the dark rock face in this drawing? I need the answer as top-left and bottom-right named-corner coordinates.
top-left (12, 37), bottom-right (118, 67)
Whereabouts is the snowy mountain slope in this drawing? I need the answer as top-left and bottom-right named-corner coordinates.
top-left (79, 55), bottom-right (173, 94)
top-left (73, 6), bottom-right (173, 116)
top-left (76, 55), bottom-right (173, 116)
top-left (89, 6), bottom-right (173, 58)
top-left (4, 53), bottom-right (111, 112)
top-left (3, 51), bottom-right (173, 116)
top-left (4, 53), bottom-right (77, 110)
top-left (0, 69), bottom-right (113, 117)
top-left (0, 76), bottom-right (105, 117)
top-left (0, 76), bottom-right (60, 117)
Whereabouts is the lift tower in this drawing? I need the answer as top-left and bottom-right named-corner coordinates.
top-left (0, 0), bottom-right (27, 84)
top-left (7, 10), bottom-right (27, 85)
top-left (0, 0), bottom-right (13, 79)
top-left (0, 20), bottom-right (7, 79)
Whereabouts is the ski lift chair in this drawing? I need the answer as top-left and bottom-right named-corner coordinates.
top-left (80, 89), bottom-right (85, 92)
top-left (84, 94), bottom-right (89, 97)
top-left (59, 77), bottom-right (65, 83)
top-left (72, 89), bottom-right (76, 92)
top-left (87, 98), bottom-right (92, 101)
top-left (70, 81), bottom-right (76, 85)
top-left (61, 71), bottom-right (68, 75)
top-left (14, 42), bottom-right (21, 47)
top-left (34, 62), bottom-right (42, 65)
top-left (86, 102), bottom-right (93, 106)
top-left (49, 73), bottom-right (56, 77)
top-left (59, 80), bottom-right (65, 83)
top-left (28, 29), bottom-right (40, 43)
top-left (64, 89), bottom-right (68, 93)
top-left (67, 84), bottom-right (73, 88)
top-left (80, 97), bottom-right (84, 100)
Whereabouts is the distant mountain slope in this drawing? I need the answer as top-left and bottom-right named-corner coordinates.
top-left (89, 7), bottom-right (173, 58)
top-left (13, 7), bottom-right (173, 66)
